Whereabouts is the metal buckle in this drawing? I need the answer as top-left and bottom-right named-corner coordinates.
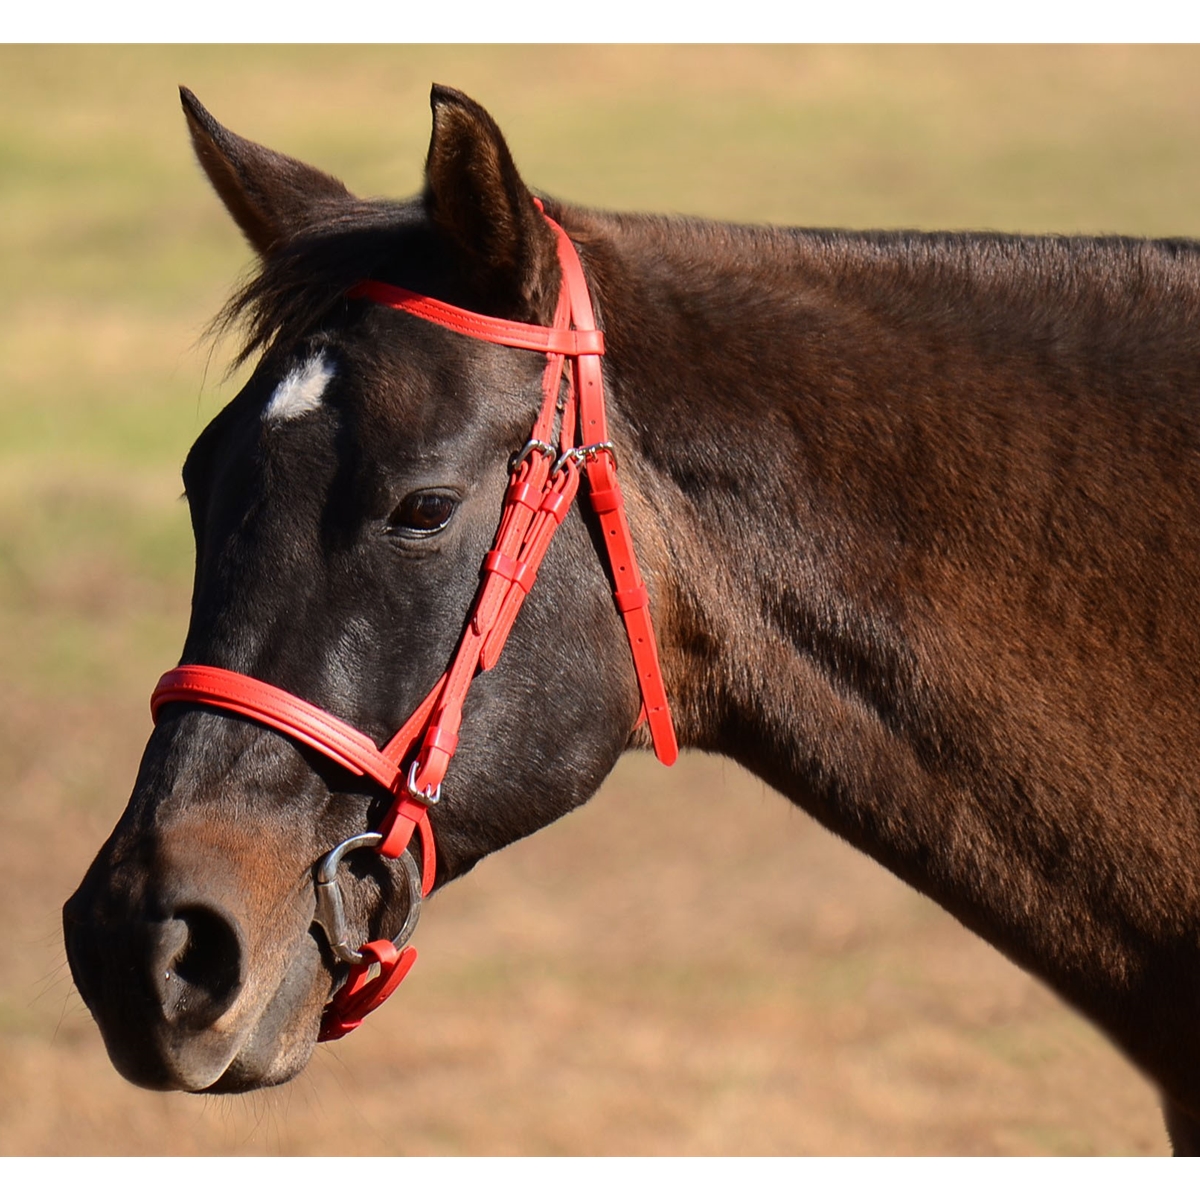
top-left (406, 759), bottom-right (442, 806)
top-left (552, 441), bottom-right (617, 476)
top-left (313, 832), bottom-right (423, 966)
top-left (509, 439), bottom-right (555, 474)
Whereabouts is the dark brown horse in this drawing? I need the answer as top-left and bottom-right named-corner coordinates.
top-left (63, 84), bottom-right (1200, 1152)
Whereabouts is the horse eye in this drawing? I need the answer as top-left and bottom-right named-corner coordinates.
top-left (387, 491), bottom-right (457, 536)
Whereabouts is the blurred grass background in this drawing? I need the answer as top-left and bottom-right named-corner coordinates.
top-left (2, 45), bottom-right (1199, 1155)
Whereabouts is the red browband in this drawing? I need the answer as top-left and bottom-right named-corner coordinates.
top-left (151, 204), bottom-right (677, 1040)
top-left (347, 280), bottom-right (606, 357)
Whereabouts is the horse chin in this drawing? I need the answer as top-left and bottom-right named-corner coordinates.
top-left (194, 937), bottom-right (332, 1093)
top-left (93, 930), bottom-right (332, 1095)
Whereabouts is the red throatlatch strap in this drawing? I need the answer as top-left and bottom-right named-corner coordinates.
top-left (583, 452), bottom-right (678, 765)
top-left (540, 211), bottom-right (679, 766)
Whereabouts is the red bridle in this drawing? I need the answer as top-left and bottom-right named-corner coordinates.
top-left (150, 206), bottom-right (678, 1041)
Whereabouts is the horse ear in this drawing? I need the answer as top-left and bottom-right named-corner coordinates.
top-left (424, 84), bottom-right (559, 321)
top-left (179, 86), bottom-right (353, 257)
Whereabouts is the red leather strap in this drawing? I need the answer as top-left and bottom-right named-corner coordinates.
top-left (153, 665), bottom-right (403, 791)
top-left (481, 460), bottom-right (581, 671)
top-left (539, 212), bottom-right (679, 767)
top-left (375, 797), bottom-right (435, 889)
top-left (348, 281), bottom-right (605, 356)
top-left (317, 942), bottom-right (417, 1042)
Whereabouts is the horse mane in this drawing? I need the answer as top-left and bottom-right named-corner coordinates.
top-left (602, 211), bottom-right (1200, 329)
top-left (217, 191), bottom-right (1200, 385)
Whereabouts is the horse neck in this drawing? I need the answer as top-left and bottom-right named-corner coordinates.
top-left (580, 207), bottom-right (1200, 1033)
top-left (584, 212), bottom-right (1052, 771)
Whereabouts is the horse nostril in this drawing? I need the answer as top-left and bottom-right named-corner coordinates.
top-left (153, 905), bottom-right (243, 1027)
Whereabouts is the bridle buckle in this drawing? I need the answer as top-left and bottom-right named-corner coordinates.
top-left (406, 759), bottom-right (442, 806)
top-left (552, 441), bottom-right (617, 477)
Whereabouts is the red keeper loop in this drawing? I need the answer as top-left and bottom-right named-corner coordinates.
top-left (506, 479), bottom-right (538, 510)
top-left (415, 748), bottom-right (450, 791)
top-left (514, 562), bottom-right (536, 593)
top-left (421, 724), bottom-right (458, 758)
top-left (483, 549), bottom-right (514, 579)
top-left (483, 550), bottom-right (535, 594)
top-left (588, 485), bottom-right (622, 514)
top-left (540, 489), bottom-right (572, 522)
top-left (613, 584), bottom-right (649, 613)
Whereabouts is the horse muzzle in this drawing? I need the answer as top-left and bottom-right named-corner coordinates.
top-left (62, 815), bottom-right (331, 1092)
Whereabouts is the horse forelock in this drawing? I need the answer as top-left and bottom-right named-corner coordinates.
top-left (215, 198), bottom-right (424, 369)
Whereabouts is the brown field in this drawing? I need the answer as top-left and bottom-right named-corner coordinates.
top-left (3, 45), bottom-right (1199, 1155)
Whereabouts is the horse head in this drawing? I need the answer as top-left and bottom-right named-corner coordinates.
top-left (63, 85), bottom-right (671, 1092)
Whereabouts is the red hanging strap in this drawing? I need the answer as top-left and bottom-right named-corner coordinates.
top-left (540, 210), bottom-right (679, 766)
top-left (317, 941), bottom-right (417, 1042)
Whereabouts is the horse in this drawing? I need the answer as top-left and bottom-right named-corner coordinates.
top-left (62, 83), bottom-right (1200, 1153)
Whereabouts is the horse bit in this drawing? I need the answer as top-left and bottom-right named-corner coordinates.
top-left (149, 204), bottom-right (678, 1040)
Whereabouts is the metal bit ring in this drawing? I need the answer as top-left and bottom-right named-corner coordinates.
top-left (313, 831), bottom-right (423, 966)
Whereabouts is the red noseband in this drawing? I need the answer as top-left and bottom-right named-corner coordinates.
top-left (151, 204), bottom-right (677, 1040)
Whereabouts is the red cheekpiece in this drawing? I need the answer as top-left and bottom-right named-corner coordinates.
top-left (150, 206), bottom-right (677, 1040)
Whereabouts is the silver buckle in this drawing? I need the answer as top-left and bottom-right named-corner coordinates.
top-left (406, 760), bottom-right (442, 806)
top-left (552, 441), bottom-right (617, 476)
top-left (509, 439), bottom-right (555, 473)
